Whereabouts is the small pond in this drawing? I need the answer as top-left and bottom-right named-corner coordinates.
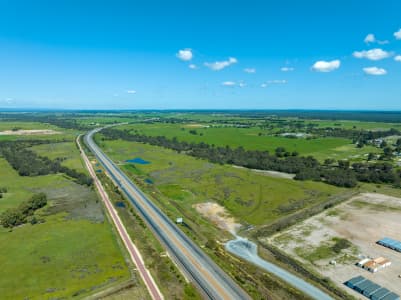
top-left (126, 157), bottom-right (151, 164)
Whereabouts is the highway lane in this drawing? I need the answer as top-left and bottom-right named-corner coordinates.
top-left (84, 128), bottom-right (250, 300)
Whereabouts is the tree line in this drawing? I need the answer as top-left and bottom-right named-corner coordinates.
top-left (0, 193), bottom-right (47, 228)
top-left (101, 128), bottom-right (401, 188)
top-left (0, 141), bottom-right (92, 186)
top-left (0, 187), bottom-right (7, 199)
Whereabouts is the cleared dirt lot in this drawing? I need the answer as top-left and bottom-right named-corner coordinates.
top-left (0, 129), bottom-right (60, 135)
top-left (268, 193), bottom-right (401, 299)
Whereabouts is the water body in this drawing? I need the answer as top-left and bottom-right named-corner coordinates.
top-left (225, 237), bottom-right (333, 300)
top-left (145, 178), bottom-right (154, 184)
top-left (126, 157), bottom-right (151, 164)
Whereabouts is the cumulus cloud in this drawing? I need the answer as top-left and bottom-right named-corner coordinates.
top-left (204, 57), bottom-right (237, 71)
top-left (353, 48), bottom-right (392, 60)
top-left (189, 64), bottom-right (197, 69)
top-left (311, 60), bottom-right (341, 72)
top-left (394, 29), bottom-right (401, 40)
top-left (260, 83), bottom-right (268, 88)
top-left (280, 67), bottom-right (294, 72)
top-left (127, 90), bottom-right (137, 94)
top-left (363, 67), bottom-right (387, 76)
top-left (176, 48), bottom-right (193, 61)
top-left (238, 81), bottom-right (246, 88)
top-left (244, 68), bottom-right (256, 73)
top-left (395, 55), bottom-right (401, 62)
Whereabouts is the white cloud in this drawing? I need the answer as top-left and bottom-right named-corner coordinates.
top-left (280, 67), bottom-right (294, 72)
top-left (127, 90), bottom-right (137, 94)
top-left (204, 57), bottom-right (237, 71)
top-left (189, 64), bottom-right (197, 69)
top-left (221, 80), bottom-right (246, 87)
top-left (244, 68), bottom-right (256, 73)
top-left (260, 80), bottom-right (287, 87)
top-left (364, 34), bottom-right (388, 45)
top-left (395, 55), bottom-right (401, 62)
top-left (394, 29), bottom-right (401, 40)
top-left (353, 48), bottom-right (392, 60)
top-left (364, 34), bottom-right (375, 43)
top-left (311, 60), bottom-right (341, 72)
top-left (176, 49), bottom-right (193, 61)
top-left (363, 67), bottom-right (387, 76)
top-left (221, 81), bottom-right (236, 86)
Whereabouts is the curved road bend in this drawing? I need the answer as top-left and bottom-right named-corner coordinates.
top-left (84, 128), bottom-right (250, 300)
top-left (77, 135), bottom-right (164, 300)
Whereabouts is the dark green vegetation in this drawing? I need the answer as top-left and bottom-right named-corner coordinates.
top-left (0, 186), bottom-right (7, 199)
top-left (0, 140), bottom-right (92, 186)
top-left (0, 193), bottom-right (47, 228)
top-left (101, 128), bottom-right (401, 188)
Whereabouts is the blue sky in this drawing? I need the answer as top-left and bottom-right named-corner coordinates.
top-left (1, 0), bottom-right (401, 110)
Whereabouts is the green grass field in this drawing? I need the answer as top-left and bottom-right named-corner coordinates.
top-left (30, 141), bottom-right (87, 173)
top-left (0, 141), bottom-right (132, 299)
top-left (120, 123), bottom-right (351, 156)
top-left (98, 138), bottom-right (347, 226)
top-left (116, 122), bottom-right (388, 163)
top-left (0, 213), bottom-right (129, 299)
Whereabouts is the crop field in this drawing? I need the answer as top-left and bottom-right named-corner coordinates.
top-left (267, 193), bottom-right (401, 298)
top-left (97, 138), bottom-right (348, 226)
top-left (0, 143), bottom-right (135, 299)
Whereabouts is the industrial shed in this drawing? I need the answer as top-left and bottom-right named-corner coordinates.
top-left (377, 237), bottom-right (401, 252)
top-left (345, 276), bottom-right (400, 300)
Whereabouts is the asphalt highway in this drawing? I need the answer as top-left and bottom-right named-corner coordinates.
top-left (84, 128), bottom-right (250, 300)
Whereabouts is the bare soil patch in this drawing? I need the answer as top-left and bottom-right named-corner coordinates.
top-left (194, 202), bottom-right (241, 234)
top-left (232, 165), bottom-right (295, 179)
top-left (0, 129), bottom-right (60, 135)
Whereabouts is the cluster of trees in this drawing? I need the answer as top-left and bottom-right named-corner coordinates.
top-left (308, 127), bottom-right (400, 145)
top-left (102, 128), bottom-right (401, 188)
top-left (0, 193), bottom-right (47, 228)
top-left (0, 187), bottom-right (7, 199)
top-left (0, 141), bottom-right (92, 186)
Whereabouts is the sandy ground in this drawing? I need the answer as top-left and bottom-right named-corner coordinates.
top-left (268, 193), bottom-right (401, 299)
top-left (232, 165), bottom-right (295, 179)
top-left (194, 202), bottom-right (241, 235)
top-left (184, 123), bottom-right (209, 128)
top-left (0, 129), bottom-right (60, 135)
